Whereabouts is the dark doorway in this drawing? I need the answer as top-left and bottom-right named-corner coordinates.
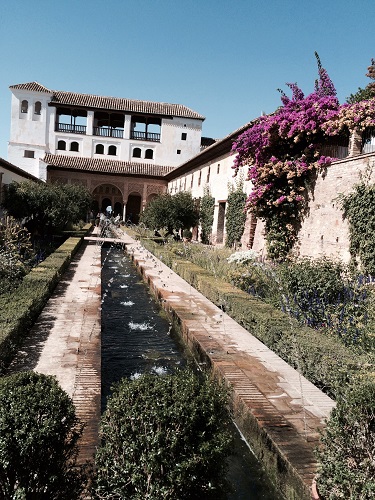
top-left (216, 202), bottom-right (226, 244)
top-left (127, 194), bottom-right (142, 224)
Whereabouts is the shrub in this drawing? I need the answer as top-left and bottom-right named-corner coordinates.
top-left (0, 371), bottom-right (86, 499)
top-left (93, 369), bottom-right (232, 499)
top-left (316, 380), bottom-right (375, 499)
top-left (225, 180), bottom-right (247, 248)
top-left (275, 258), bottom-right (371, 346)
top-left (199, 186), bottom-right (215, 244)
top-left (0, 216), bottom-right (33, 295)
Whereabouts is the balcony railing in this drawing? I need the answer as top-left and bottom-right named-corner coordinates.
top-left (130, 131), bottom-right (161, 142)
top-left (93, 126), bottom-right (124, 138)
top-left (55, 123), bottom-right (86, 134)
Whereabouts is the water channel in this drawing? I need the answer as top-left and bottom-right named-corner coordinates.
top-left (101, 244), bottom-right (278, 499)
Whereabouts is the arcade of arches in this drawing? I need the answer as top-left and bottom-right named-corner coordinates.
top-left (91, 183), bottom-right (160, 224)
top-left (47, 168), bottom-right (168, 224)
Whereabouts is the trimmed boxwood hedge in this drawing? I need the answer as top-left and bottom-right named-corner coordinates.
top-left (0, 225), bottom-right (91, 373)
top-left (139, 239), bottom-right (375, 400)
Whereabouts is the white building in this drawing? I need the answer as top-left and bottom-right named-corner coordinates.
top-left (8, 82), bottom-right (205, 181)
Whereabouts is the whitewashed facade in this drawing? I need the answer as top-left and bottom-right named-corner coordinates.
top-left (8, 82), bottom-right (205, 180)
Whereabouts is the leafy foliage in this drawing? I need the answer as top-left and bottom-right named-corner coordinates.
top-left (316, 380), bottom-right (375, 499)
top-left (199, 186), bottom-right (215, 244)
top-left (225, 180), bottom-right (247, 248)
top-left (338, 176), bottom-right (375, 275)
top-left (0, 371), bottom-right (86, 499)
top-left (232, 53), bottom-right (339, 259)
top-left (347, 58), bottom-right (375, 103)
top-left (0, 216), bottom-right (33, 295)
top-left (2, 181), bottom-right (92, 237)
top-left (93, 369), bottom-right (232, 499)
top-left (140, 191), bottom-right (199, 235)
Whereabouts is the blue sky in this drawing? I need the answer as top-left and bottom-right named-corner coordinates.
top-left (1, 0), bottom-right (374, 160)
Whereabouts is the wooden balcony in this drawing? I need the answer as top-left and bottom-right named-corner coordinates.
top-left (93, 127), bottom-right (124, 139)
top-left (130, 131), bottom-right (161, 142)
top-left (55, 123), bottom-right (86, 134)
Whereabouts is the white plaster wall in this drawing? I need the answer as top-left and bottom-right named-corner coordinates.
top-left (158, 117), bottom-right (202, 166)
top-left (168, 150), bottom-right (253, 244)
top-left (0, 166), bottom-right (35, 185)
top-left (8, 90), bottom-right (52, 179)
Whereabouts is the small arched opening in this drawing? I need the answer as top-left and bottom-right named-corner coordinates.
top-left (21, 100), bottom-right (28, 114)
top-left (95, 144), bottom-right (104, 154)
top-left (126, 193), bottom-right (142, 224)
top-left (132, 147), bottom-right (141, 158)
top-left (145, 148), bottom-right (154, 160)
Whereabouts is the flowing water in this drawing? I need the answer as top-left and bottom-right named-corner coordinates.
top-left (101, 245), bottom-right (278, 499)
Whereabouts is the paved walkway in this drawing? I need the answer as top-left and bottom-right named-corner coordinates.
top-left (8, 238), bottom-right (102, 464)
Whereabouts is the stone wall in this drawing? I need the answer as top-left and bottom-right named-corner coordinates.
top-left (250, 151), bottom-right (375, 261)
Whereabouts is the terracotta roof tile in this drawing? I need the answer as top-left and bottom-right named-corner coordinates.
top-left (51, 91), bottom-right (204, 120)
top-left (9, 82), bottom-right (52, 93)
top-left (10, 82), bottom-right (205, 120)
top-left (43, 154), bottom-right (176, 177)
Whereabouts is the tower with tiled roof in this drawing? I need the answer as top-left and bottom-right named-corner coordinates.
top-left (8, 82), bottom-right (205, 180)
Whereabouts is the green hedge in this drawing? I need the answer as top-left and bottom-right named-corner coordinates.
top-left (0, 225), bottom-right (91, 373)
top-left (140, 239), bottom-right (375, 400)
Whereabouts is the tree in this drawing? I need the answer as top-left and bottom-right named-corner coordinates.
top-left (140, 191), bottom-right (199, 235)
top-left (140, 193), bottom-right (176, 233)
top-left (0, 371), bottom-right (86, 499)
top-left (93, 369), bottom-right (232, 499)
top-left (347, 58), bottom-right (375, 103)
top-left (225, 180), bottom-right (247, 248)
top-left (2, 181), bottom-right (92, 237)
top-left (199, 186), bottom-right (215, 244)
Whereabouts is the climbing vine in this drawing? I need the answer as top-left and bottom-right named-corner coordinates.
top-left (338, 167), bottom-right (375, 275)
top-left (199, 186), bottom-right (215, 244)
top-left (225, 178), bottom-right (247, 248)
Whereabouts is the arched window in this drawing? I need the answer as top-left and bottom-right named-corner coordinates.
top-left (21, 100), bottom-right (28, 113)
top-left (57, 140), bottom-right (66, 151)
top-left (34, 101), bottom-right (42, 115)
top-left (145, 149), bottom-right (154, 159)
top-left (70, 141), bottom-right (79, 152)
top-left (132, 147), bottom-right (141, 158)
top-left (108, 145), bottom-right (117, 156)
top-left (95, 144), bottom-right (104, 154)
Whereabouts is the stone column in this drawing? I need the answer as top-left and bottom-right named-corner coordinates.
top-left (87, 110), bottom-right (94, 136)
top-left (348, 129), bottom-right (362, 157)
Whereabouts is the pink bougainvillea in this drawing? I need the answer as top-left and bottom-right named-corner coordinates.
top-left (231, 55), bottom-right (341, 258)
top-left (322, 97), bottom-right (375, 135)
